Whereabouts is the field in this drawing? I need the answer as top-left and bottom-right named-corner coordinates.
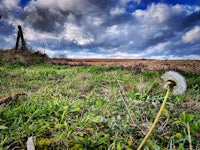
top-left (50, 58), bottom-right (200, 73)
top-left (0, 62), bottom-right (200, 149)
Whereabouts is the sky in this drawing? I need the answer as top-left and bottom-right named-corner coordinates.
top-left (0, 0), bottom-right (200, 59)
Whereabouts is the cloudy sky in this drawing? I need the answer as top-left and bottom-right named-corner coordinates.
top-left (0, 0), bottom-right (200, 59)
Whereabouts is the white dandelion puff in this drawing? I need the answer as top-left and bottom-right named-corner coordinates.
top-left (161, 71), bottom-right (187, 95)
top-left (137, 71), bottom-right (187, 150)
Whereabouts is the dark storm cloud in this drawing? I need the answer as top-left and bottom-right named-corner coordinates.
top-left (145, 31), bottom-right (174, 47)
top-left (87, 0), bottom-right (116, 10)
top-left (27, 7), bottom-right (66, 33)
top-left (180, 11), bottom-right (200, 29)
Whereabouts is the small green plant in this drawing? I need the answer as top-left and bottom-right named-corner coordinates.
top-left (179, 112), bottom-right (196, 150)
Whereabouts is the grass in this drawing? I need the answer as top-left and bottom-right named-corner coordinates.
top-left (0, 63), bottom-right (200, 149)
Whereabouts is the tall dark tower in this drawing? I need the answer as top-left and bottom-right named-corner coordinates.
top-left (15, 25), bottom-right (26, 52)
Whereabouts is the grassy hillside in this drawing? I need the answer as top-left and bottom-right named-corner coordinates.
top-left (0, 48), bottom-right (47, 66)
top-left (0, 64), bottom-right (199, 149)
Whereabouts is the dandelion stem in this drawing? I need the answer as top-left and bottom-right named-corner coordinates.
top-left (137, 87), bottom-right (171, 150)
top-left (187, 122), bottom-right (193, 150)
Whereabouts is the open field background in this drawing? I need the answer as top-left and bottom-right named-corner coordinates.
top-left (0, 63), bottom-right (200, 149)
top-left (50, 58), bottom-right (200, 73)
top-left (1, 49), bottom-right (200, 73)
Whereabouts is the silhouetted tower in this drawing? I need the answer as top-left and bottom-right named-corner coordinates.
top-left (15, 25), bottom-right (26, 52)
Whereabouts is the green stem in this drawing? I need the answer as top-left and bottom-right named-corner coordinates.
top-left (137, 87), bottom-right (171, 150)
top-left (187, 122), bottom-right (193, 150)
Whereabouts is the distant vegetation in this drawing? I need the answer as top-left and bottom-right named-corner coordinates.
top-left (0, 64), bottom-right (199, 149)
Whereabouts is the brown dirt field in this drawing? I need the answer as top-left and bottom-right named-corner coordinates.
top-left (49, 58), bottom-right (200, 73)
top-left (1, 49), bottom-right (199, 73)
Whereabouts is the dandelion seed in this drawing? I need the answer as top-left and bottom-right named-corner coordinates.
top-left (137, 71), bottom-right (187, 150)
top-left (161, 71), bottom-right (187, 95)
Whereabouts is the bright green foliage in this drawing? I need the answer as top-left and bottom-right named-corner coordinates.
top-left (0, 64), bottom-right (199, 149)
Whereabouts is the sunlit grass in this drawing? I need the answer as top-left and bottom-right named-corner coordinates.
top-left (0, 64), bottom-right (200, 149)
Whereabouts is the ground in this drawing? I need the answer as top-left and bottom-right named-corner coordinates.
top-left (0, 63), bottom-right (199, 149)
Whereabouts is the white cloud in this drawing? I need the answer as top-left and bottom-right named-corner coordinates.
top-left (3, 35), bottom-right (15, 43)
top-left (133, 4), bottom-right (172, 41)
top-left (67, 50), bottom-right (144, 59)
top-left (153, 32), bottom-right (164, 38)
top-left (110, 7), bottom-right (124, 16)
top-left (110, 0), bottom-right (141, 16)
top-left (106, 25), bottom-right (121, 36)
top-left (105, 25), bottom-right (129, 39)
top-left (2, 0), bottom-right (20, 9)
top-left (182, 26), bottom-right (200, 43)
top-left (86, 16), bottom-right (104, 26)
top-left (135, 4), bottom-right (169, 23)
top-left (135, 3), bottom-right (184, 23)
top-left (180, 5), bottom-right (200, 15)
top-left (35, 0), bottom-right (87, 11)
top-left (195, 6), bottom-right (200, 11)
top-left (151, 54), bottom-right (200, 60)
top-left (145, 41), bottom-right (170, 55)
top-left (63, 23), bottom-right (94, 45)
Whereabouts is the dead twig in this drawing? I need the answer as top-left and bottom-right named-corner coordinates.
top-left (27, 136), bottom-right (36, 150)
top-left (0, 93), bottom-right (26, 105)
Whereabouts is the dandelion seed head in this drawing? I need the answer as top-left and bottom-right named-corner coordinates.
top-left (161, 71), bottom-right (187, 95)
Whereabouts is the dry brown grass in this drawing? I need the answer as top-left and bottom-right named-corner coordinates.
top-left (0, 48), bottom-right (48, 65)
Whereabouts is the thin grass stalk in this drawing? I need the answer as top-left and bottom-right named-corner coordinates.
top-left (187, 122), bottom-right (193, 150)
top-left (117, 80), bottom-right (135, 125)
top-left (0, 136), bottom-right (8, 147)
top-left (117, 79), bottom-right (143, 134)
